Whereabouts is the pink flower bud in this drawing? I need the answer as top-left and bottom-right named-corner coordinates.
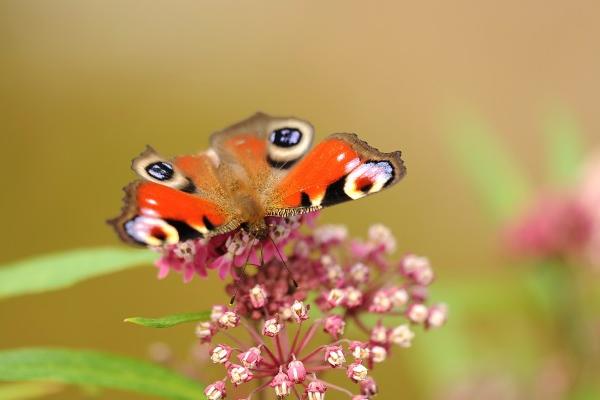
top-left (346, 360), bottom-right (368, 382)
top-left (210, 344), bottom-right (232, 364)
top-left (238, 346), bottom-right (262, 369)
top-left (287, 357), bottom-right (307, 383)
top-left (343, 287), bottom-right (363, 309)
top-left (369, 289), bottom-right (393, 313)
top-left (210, 305), bottom-right (228, 322)
top-left (326, 288), bottom-right (345, 307)
top-left (263, 317), bottom-right (282, 337)
top-left (389, 324), bottom-right (415, 348)
top-left (368, 224), bottom-right (396, 253)
top-left (249, 284), bottom-right (268, 308)
top-left (217, 311), bottom-right (240, 329)
top-left (270, 368), bottom-right (293, 397)
top-left (291, 300), bottom-right (309, 322)
top-left (406, 303), bottom-right (428, 324)
top-left (360, 377), bottom-right (378, 397)
top-left (194, 321), bottom-right (215, 343)
top-left (400, 254), bottom-right (434, 285)
top-left (306, 380), bottom-right (327, 400)
top-left (323, 315), bottom-right (345, 339)
top-left (227, 363), bottom-right (253, 386)
top-left (204, 380), bottom-right (226, 400)
top-left (426, 303), bottom-right (448, 329)
top-left (324, 345), bottom-right (346, 367)
top-left (349, 262), bottom-right (370, 283)
top-left (390, 287), bottom-right (409, 307)
top-left (370, 345), bottom-right (387, 363)
top-left (349, 341), bottom-right (370, 360)
top-left (370, 322), bottom-right (388, 345)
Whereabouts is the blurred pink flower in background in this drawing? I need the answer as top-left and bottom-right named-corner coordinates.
top-left (504, 154), bottom-right (600, 267)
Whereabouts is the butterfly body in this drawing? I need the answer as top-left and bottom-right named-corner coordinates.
top-left (110, 113), bottom-right (406, 246)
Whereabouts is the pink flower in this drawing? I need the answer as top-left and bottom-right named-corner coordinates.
top-left (347, 360), bottom-right (369, 382)
top-left (323, 315), bottom-right (346, 339)
top-left (270, 368), bottom-right (293, 397)
top-left (185, 223), bottom-right (446, 398)
top-left (238, 346), bottom-right (262, 369)
top-left (306, 380), bottom-right (327, 400)
top-left (204, 380), bottom-right (226, 400)
top-left (287, 357), bottom-right (307, 383)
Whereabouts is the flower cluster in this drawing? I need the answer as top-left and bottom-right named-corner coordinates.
top-left (504, 154), bottom-right (600, 267)
top-left (155, 214), bottom-right (317, 282)
top-left (195, 221), bottom-right (446, 399)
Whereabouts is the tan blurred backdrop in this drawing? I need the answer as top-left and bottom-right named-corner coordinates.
top-left (1, 1), bottom-right (600, 399)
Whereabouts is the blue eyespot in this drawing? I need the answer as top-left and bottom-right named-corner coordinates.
top-left (269, 128), bottom-right (302, 148)
top-left (146, 161), bottom-right (174, 181)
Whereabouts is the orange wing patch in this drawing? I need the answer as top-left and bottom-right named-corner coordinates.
top-left (110, 182), bottom-right (234, 246)
top-left (269, 133), bottom-right (405, 213)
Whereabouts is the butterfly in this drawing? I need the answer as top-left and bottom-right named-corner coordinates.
top-left (109, 113), bottom-right (406, 247)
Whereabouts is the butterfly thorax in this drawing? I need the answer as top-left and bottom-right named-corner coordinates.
top-left (231, 188), bottom-right (269, 240)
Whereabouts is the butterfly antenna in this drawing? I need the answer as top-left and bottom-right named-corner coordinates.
top-left (269, 235), bottom-right (298, 288)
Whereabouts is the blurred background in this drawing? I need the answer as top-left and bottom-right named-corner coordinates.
top-left (1, 1), bottom-right (599, 399)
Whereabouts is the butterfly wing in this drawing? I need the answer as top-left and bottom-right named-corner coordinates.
top-left (109, 147), bottom-right (239, 246)
top-left (266, 133), bottom-right (406, 216)
top-left (210, 112), bottom-right (315, 183)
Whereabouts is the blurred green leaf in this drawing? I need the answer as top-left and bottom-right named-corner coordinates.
top-left (0, 247), bottom-right (156, 301)
top-left (543, 107), bottom-right (583, 184)
top-left (0, 382), bottom-right (63, 400)
top-left (447, 112), bottom-right (532, 221)
top-left (0, 348), bottom-right (204, 400)
top-left (125, 311), bottom-right (210, 328)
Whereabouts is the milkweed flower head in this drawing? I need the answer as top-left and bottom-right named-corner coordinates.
top-left (192, 218), bottom-right (447, 398)
top-left (504, 153), bottom-right (600, 268)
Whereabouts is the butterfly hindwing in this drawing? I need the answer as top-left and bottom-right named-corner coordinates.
top-left (267, 133), bottom-right (406, 215)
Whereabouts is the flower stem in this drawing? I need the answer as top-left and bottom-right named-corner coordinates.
top-left (319, 379), bottom-right (354, 397)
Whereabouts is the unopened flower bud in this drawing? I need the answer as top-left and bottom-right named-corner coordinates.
top-left (426, 303), bottom-right (448, 329)
top-left (349, 341), bottom-right (370, 360)
top-left (389, 324), bottom-right (415, 348)
top-left (210, 305), bottom-right (228, 322)
top-left (368, 224), bottom-right (396, 253)
top-left (291, 300), bottom-right (309, 322)
top-left (344, 287), bottom-right (364, 309)
top-left (270, 368), bottom-right (292, 397)
top-left (390, 287), bottom-right (409, 307)
top-left (204, 380), bottom-right (226, 400)
top-left (263, 317), bottom-right (282, 337)
top-left (326, 288), bottom-right (345, 307)
top-left (323, 315), bottom-right (345, 339)
top-left (238, 346), bottom-right (262, 369)
top-left (287, 357), bottom-right (307, 383)
top-left (218, 311), bottom-right (240, 329)
top-left (369, 289), bottom-right (393, 313)
top-left (400, 254), bottom-right (434, 285)
top-left (370, 322), bottom-right (388, 344)
top-left (249, 284), bottom-right (268, 309)
top-left (360, 377), bottom-right (378, 397)
top-left (210, 344), bottom-right (232, 364)
top-left (227, 363), bottom-right (253, 386)
top-left (306, 380), bottom-right (327, 400)
top-left (406, 303), bottom-right (428, 324)
top-left (324, 345), bottom-right (346, 367)
top-left (370, 345), bottom-right (387, 363)
top-left (349, 262), bottom-right (370, 283)
top-left (346, 361), bottom-right (368, 382)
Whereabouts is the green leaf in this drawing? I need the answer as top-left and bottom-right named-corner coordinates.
top-left (0, 382), bottom-right (63, 400)
top-left (125, 311), bottom-right (210, 328)
top-left (543, 107), bottom-right (583, 184)
top-left (446, 111), bottom-right (532, 222)
top-left (0, 348), bottom-right (204, 400)
top-left (0, 247), bottom-right (157, 301)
